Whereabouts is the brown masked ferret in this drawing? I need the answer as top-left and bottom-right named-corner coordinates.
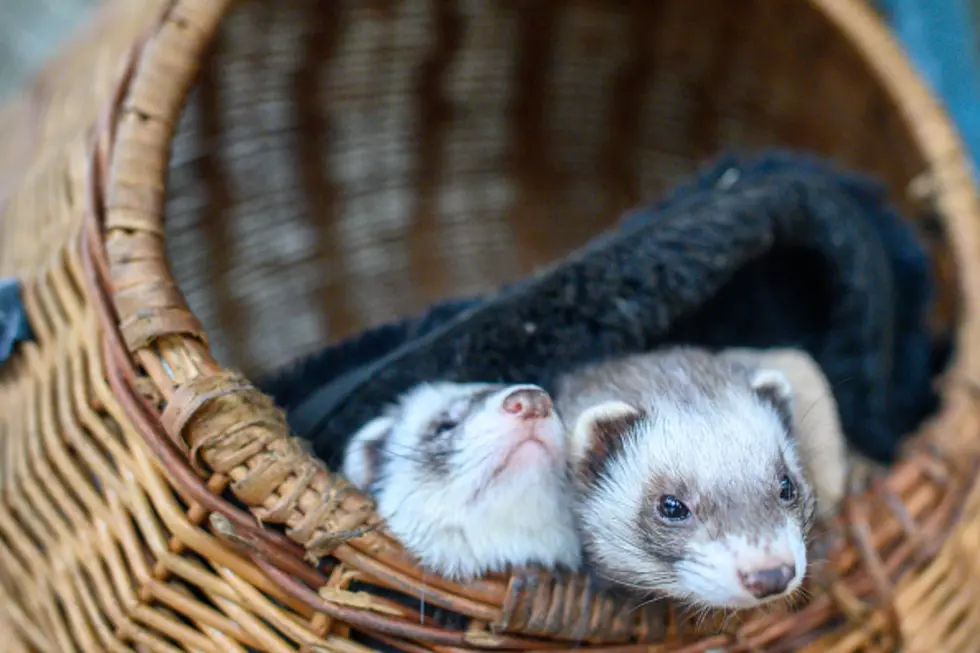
top-left (554, 346), bottom-right (845, 609)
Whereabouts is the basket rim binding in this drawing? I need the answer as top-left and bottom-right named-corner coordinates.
top-left (71, 0), bottom-right (980, 649)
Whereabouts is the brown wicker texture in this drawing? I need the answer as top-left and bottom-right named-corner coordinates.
top-left (3, 0), bottom-right (980, 651)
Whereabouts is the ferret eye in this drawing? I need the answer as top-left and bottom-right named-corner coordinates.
top-left (656, 495), bottom-right (691, 522)
top-left (779, 475), bottom-right (796, 503)
top-left (433, 419), bottom-right (458, 435)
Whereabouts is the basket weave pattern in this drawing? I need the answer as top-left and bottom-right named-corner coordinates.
top-left (4, 0), bottom-right (980, 651)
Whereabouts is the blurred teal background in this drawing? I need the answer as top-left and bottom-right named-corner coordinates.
top-left (875, 0), bottom-right (980, 178)
top-left (0, 0), bottom-right (98, 101)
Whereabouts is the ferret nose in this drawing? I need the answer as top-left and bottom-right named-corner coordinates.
top-left (501, 387), bottom-right (553, 419)
top-left (739, 564), bottom-right (795, 599)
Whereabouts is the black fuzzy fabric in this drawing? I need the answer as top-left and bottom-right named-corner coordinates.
top-left (259, 151), bottom-right (944, 467)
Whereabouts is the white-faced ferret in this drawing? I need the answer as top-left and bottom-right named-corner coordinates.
top-left (555, 346), bottom-right (821, 610)
top-left (342, 382), bottom-right (582, 582)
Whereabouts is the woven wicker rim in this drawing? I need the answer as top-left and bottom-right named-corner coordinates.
top-left (73, 0), bottom-right (980, 648)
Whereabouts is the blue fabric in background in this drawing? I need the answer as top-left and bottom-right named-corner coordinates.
top-left (876, 0), bottom-right (980, 179)
top-left (0, 278), bottom-right (33, 366)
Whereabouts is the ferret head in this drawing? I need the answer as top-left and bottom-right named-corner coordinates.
top-left (343, 382), bottom-right (581, 580)
top-left (570, 367), bottom-right (815, 610)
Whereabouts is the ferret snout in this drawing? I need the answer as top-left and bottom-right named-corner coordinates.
top-left (739, 564), bottom-right (796, 599)
top-left (501, 387), bottom-right (553, 419)
top-left (678, 526), bottom-right (805, 608)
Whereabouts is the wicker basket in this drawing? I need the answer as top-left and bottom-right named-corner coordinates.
top-left (3, 0), bottom-right (980, 650)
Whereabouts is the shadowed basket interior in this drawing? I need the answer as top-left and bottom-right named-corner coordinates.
top-left (3, 0), bottom-right (980, 651)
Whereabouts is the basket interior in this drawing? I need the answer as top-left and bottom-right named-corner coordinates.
top-left (164, 0), bottom-right (957, 379)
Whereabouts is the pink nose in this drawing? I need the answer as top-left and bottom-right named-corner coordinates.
top-left (501, 387), bottom-right (553, 419)
top-left (739, 564), bottom-right (795, 599)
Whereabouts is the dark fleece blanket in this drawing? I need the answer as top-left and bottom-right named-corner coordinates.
top-left (259, 151), bottom-right (945, 467)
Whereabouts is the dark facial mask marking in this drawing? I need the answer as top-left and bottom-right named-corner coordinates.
top-left (420, 385), bottom-right (508, 475)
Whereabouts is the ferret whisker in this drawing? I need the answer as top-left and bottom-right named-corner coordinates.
top-left (829, 375), bottom-right (857, 391)
top-left (677, 560), bottom-right (714, 573)
top-left (379, 448), bottom-right (437, 465)
top-left (627, 595), bottom-right (664, 616)
top-left (600, 525), bottom-right (656, 556)
top-left (717, 608), bottom-right (737, 632)
top-left (389, 449), bottom-right (460, 462)
top-left (675, 566), bottom-right (714, 586)
top-left (790, 586), bottom-right (812, 608)
top-left (385, 441), bottom-right (466, 458)
top-left (682, 605), bottom-right (704, 626)
top-left (806, 558), bottom-right (830, 571)
top-left (689, 606), bottom-right (707, 629)
top-left (679, 599), bottom-right (724, 631)
top-left (797, 395), bottom-right (828, 431)
top-left (774, 591), bottom-right (801, 614)
top-left (720, 608), bottom-right (742, 631)
top-left (695, 605), bottom-right (718, 629)
top-left (383, 487), bottom-right (436, 527)
top-left (674, 563), bottom-right (722, 588)
top-left (595, 572), bottom-right (665, 593)
top-left (598, 566), bottom-right (679, 593)
top-left (461, 450), bottom-right (503, 474)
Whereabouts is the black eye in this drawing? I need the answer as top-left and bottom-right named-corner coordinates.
top-left (656, 495), bottom-right (691, 522)
top-left (433, 420), bottom-right (458, 435)
top-left (779, 475), bottom-right (796, 503)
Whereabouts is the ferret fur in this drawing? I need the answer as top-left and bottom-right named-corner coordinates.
top-left (717, 347), bottom-right (848, 520)
top-left (342, 382), bottom-right (582, 582)
top-left (556, 346), bottom-right (816, 609)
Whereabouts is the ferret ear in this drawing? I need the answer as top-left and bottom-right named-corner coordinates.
top-left (570, 401), bottom-right (646, 481)
top-left (750, 368), bottom-right (795, 432)
top-left (342, 415), bottom-right (395, 491)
